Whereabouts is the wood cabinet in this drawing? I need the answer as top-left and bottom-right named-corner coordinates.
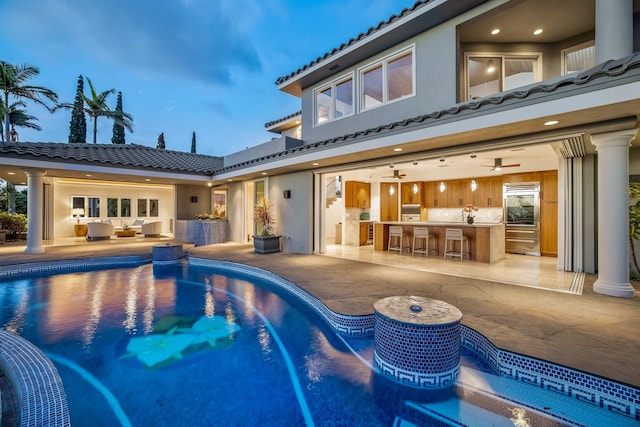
top-left (380, 182), bottom-right (399, 221)
top-left (359, 222), bottom-right (372, 246)
top-left (474, 176), bottom-right (503, 207)
top-left (345, 181), bottom-right (370, 208)
top-left (540, 170), bottom-right (558, 256)
top-left (446, 180), bottom-right (465, 207)
top-left (401, 181), bottom-right (423, 205)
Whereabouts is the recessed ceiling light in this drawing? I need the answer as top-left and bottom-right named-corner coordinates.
top-left (533, 28), bottom-right (543, 35)
top-left (491, 29), bottom-right (500, 35)
top-left (207, 182), bottom-right (212, 187)
top-left (227, 179), bottom-right (233, 182)
top-left (7, 172), bottom-right (15, 175)
top-left (85, 174), bottom-right (92, 177)
top-left (544, 120), bottom-right (559, 126)
top-left (393, 148), bottom-right (402, 152)
top-left (145, 178), bottom-right (151, 181)
top-left (261, 172), bottom-right (267, 175)
top-left (312, 162), bottom-right (319, 166)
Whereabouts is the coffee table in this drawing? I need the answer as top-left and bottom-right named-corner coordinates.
top-left (115, 230), bottom-right (137, 238)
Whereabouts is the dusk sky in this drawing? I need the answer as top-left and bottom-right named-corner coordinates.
top-left (0, 0), bottom-right (411, 156)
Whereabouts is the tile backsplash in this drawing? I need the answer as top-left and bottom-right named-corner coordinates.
top-left (429, 207), bottom-right (503, 223)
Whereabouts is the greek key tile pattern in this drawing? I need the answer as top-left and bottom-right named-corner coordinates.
top-left (374, 310), bottom-right (461, 388)
top-left (189, 257), bottom-right (640, 421)
top-left (0, 256), bottom-right (148, 281)
top-left (0, 330), bottom-right (71, 427)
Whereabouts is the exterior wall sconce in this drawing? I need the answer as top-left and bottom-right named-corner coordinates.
top-left (439, 182), bottom-right (446, 193)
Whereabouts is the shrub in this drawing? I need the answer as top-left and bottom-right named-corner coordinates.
top-left (0, 212), bottom-right (27, 233)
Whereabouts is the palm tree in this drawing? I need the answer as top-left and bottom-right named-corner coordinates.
top-left (0, 61), bottom-right (58, 142)
top-left (83, 77), bottom-right (133, 143)
top-left (0, 99), bottom-right (41, 142)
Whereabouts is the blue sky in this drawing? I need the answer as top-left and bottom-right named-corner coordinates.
top-left (0, 0), bottom-right (410, 156)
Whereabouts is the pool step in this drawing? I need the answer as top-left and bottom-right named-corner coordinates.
top-left (401, 399), bottom-right (523, 427)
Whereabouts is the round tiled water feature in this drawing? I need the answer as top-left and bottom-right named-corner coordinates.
top-left (373, 296), bottom-right (462, 388)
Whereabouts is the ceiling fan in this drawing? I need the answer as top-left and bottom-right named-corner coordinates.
top-left (481, 158), bottom-right (520, 171)
top-left (382, 169), bottom-right (407, 179)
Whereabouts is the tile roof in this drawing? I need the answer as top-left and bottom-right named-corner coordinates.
top-left (220, 53), bottom-right (640, 173)
top-left (275, 1), bottom-right (432, 86)
top-left (0, 142), bottom-right (222, 175)
top-left (264, 111), bottom-right (302, 129)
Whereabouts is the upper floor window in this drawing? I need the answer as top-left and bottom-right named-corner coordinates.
top-left (466, 53), bottom-right (541, 101)
top-left (315, 75), bottom-right (354, 125)
top-left (562, 41), bottom-right (595, 75)
top-left (360, 47), bottom-right (414, 111)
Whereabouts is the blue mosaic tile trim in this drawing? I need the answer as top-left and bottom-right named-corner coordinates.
top-left (0, 330), bottom-right (71, 427)
top-left (188, 258), bottom-right (375, 336)
top-left (0, 256), bottom-right (148, 281)
top-left (497, 349), bottom-right (640, 421)
top-left (374, 309), bottom-right (460, 388)
top-left (152, 258), bottom-right (184, 265)
top-left (374, 352), bottom-right (459, 389)
top-left (461, 324), bottom-right (640, 422)
top-left (188, 257), bottom-right (640, 421)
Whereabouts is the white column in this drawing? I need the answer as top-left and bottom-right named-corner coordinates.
top-left (595, 0), bottom-right (633, 63)
top-left (24, 169), bottom-right (46, 254)
top-left (591, 129), bottom-right (638, 297)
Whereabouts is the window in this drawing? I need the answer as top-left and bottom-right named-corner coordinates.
top-left (71, 196), bottom-right (100, 218)
top-left (466, 53), bottom-right (540, 100)
top-left (137, 199), bottom-right (147, 217)
top-left (314, 75), bottom-right (353, 125)
top-left (150, 199), bottom-right (159, 217)
top-left (121, 198), bottom-right (131, 217)
top-left (359, 47), bottom-right (414, 111)
top-left (562, 41), bottom-right (595, 74)
top-left (107, 198), bottom-right (118, 217)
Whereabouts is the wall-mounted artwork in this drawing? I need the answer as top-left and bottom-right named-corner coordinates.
top-left (213, 190), bottom-right (227, 218)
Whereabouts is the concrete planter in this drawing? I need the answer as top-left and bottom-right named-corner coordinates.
top-left (253, 235), bottom-right (281, 254)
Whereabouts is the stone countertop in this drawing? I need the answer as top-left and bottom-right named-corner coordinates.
top-left (377, 221), bottom-right (503, 227)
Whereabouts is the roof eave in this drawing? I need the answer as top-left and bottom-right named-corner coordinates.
top-left (276, 0), bottom-right (489, 96)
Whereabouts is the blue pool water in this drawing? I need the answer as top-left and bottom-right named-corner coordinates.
top-left (0, 263), bottom-right (635, 426)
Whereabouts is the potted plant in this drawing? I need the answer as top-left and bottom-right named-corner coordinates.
top-left (253, 198), bottom-right (280, 254)
top-left (463, 203), bottom-right (478, 224)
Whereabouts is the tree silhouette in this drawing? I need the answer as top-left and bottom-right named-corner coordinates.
top-left (68, 75), bottom-right (86, 143)
top-left (83, 77), bottom-right (133, 143)
top-left (111, 91), bottom-right (126, 144)
top-left (191, 131), bottom-right (196, 153)
top-left (0, 61), bottom-right (58, 142)
top-left (157, 132), bottom-right (165, 149)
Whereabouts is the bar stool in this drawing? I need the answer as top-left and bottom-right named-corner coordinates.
top-left (388, 226), bottom-right (403, 253)
top-left (443, 228), bottom-right (469, 260)
top-left (412, 227), bottom-right (429, 257)
top-left (427, 229), bottom-right (438, 256)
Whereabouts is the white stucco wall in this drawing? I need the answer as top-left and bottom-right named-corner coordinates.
top-left (53, 179), bottom-right (175, 237)
top-left (268, 171), bottom-right (313, 253)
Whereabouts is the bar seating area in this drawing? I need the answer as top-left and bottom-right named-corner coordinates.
top-left (443, 228), bottom-right (470, 260)
top-left (374, 222), bottom-right (504, 264)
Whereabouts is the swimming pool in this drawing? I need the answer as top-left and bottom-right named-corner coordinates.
top-left (0, 261), bottom-right (637, 426)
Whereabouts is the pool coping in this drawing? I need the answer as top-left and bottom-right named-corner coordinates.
top-left (189, 257), bottom-right (640, 423)
top-left (0, 255), bottom-right (637, 425)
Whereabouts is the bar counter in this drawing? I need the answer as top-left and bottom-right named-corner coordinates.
top-left (374, 221), bottom-right (505, 263)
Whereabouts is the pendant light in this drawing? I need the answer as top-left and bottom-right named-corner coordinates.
top-left (413, 183), bottom-right (419, 194)
top-left (470, 154), bottom-right (477, 192)
top-left (439, 182), bottom-right (446, 193)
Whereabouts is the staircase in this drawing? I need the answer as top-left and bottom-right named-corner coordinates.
top-left (326, 178), bottom-right (340, 208)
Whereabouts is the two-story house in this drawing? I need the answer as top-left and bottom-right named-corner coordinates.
top-left (1, 0), bottom-right (639, 299)
top-left (213, 0), bottom-right (640, 298)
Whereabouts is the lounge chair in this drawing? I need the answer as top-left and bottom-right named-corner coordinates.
top-left (86, 222), bottom-right (114, 241)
